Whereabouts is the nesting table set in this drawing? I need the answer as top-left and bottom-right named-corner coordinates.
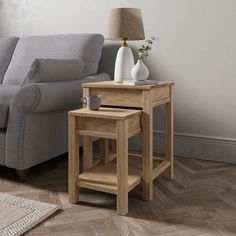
top-left (68, 81), bottom-right (174, 215)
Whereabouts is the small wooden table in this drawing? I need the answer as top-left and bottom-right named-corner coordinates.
top-left (68, 107), bottom-right (143, 215)
top-left (82, 81), bottom-right (174, 201)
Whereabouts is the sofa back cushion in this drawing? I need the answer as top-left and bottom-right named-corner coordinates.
top-left (0, 37), bottom-right (19, 84)
top-left (21, 58), bottom-right (85, 85)
top-left (3, 34), bottom-right (104, 85)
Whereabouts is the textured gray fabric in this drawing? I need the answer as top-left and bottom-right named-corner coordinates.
top-left (10, 73), bottom-right (110, 114)
top-left (11, 81), bottom-right (83, 114)
top-left (6, 110), bottom-right (68, 169)
top-left (21, 59), bottom-right (85, 85)
top-left (5, 73), bottom-right (110, 169)
top-left (0, 85), bottom-right (19, 128)
top-left (3, 34), bottom-right (104, 85)
top-left (82, 73), bottom-right (110, 81)
top-left (0, 37), bottom-right (19, 84)
top-left (0, 130), bottom-right (6, 166)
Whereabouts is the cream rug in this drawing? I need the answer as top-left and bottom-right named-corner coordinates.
top-left (0, 193), bottom-right (60, 236)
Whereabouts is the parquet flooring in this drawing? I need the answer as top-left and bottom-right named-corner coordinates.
top-left (0, 153), bottom-right (235, 236)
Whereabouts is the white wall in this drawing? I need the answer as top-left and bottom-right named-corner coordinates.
top-left (1, 0), bottom-right (236, 163)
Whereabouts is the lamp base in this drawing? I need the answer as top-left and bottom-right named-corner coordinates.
top-left (114, 46), bottom-right (134, 83)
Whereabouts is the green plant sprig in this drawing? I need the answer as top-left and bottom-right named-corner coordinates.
top-left (138, 36), bottom-right (158, 60)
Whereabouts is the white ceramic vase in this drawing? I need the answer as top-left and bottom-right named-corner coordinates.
top-left (131, 59), bottom-right (149, 81)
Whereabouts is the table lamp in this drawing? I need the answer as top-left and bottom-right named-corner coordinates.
top-left (106, 8), bottom-right (145, 83)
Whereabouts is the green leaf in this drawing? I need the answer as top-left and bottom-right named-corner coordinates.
top-left (137, 36), bottom-right (158, 59)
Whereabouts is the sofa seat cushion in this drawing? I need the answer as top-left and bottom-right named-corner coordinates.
top-left (0, 85), bottom-right (19, 128)
top-left (3, 34), bottom-right (104, 85)
top-left (0, 37), bottom-right (19, 83)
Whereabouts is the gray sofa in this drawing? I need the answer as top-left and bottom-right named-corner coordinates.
top-left (0, 34), bottom-right (110, 171)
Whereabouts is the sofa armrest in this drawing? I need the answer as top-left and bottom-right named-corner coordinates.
top-left (10, 73), bottom-right (110, 113)
top-left (5, 73), bottom-right (110, 169)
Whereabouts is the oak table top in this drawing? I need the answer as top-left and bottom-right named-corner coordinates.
top-left (82, 80), bottom-right (174, 90)
top-left (69, 107), bottom-right (142, 120)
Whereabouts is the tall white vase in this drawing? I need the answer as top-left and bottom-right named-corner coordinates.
top-left (131, 59), bottom-right (149, 81)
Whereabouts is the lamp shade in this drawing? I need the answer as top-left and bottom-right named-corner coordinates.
top-left (106, 8), bottom-right (145, 41)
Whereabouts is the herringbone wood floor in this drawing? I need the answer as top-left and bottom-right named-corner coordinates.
top-left (0, 153), bottom-right (235, 236)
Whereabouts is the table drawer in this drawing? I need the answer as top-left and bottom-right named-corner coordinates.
top-left (89, 88), bottom-right (143, 108)
top-left (76, 112), bottom-right (142, 139)
top-left (151, 87), bottom-right (170, 102)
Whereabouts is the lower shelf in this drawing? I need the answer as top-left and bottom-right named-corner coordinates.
top-left (76, 163), bottom-right (142, 195)
top-left (128, 152), bottom-right (171, 180)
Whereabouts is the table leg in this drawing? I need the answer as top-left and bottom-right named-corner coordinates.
top-left (100, 138), bottom-right (109, 164)
top-left (68, 116), bottom-right (80, 203)
top-left (142, 91), bottom-right (153, 201)
top-left (165, 86), bottom-right (174, 179)
top-left (117, 120), bottom-right (128, 215)
top-left (111, 139), bottom-right (117, 153)
top-left (83, 136), bottom-right (93, 171)
top-left (83, 88), bottom-right (90, 107)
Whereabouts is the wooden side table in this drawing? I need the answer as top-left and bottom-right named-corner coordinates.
top-left (68, 107), bottom-right (143, 215)
top-left (82, 81), bottom-right (174, 201)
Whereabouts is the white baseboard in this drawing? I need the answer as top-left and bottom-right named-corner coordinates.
top-left (129, 131), bottom-right (236, 164)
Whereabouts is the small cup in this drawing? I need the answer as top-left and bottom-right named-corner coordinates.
top-left (81, 95), bottom-right (101, 111)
